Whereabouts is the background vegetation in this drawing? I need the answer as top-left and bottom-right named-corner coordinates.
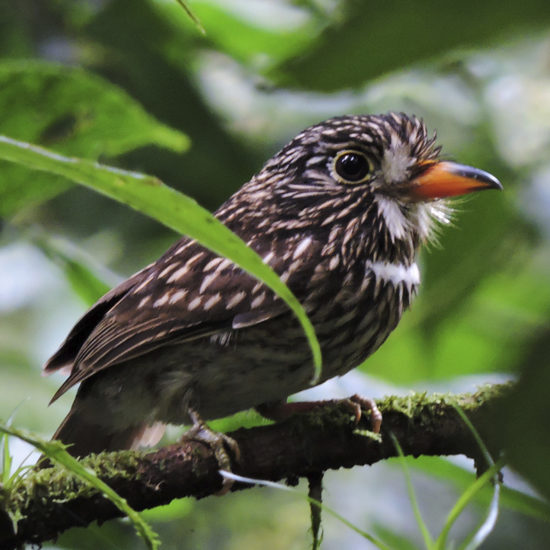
top-left (1, 1), bottom-right (549, 548)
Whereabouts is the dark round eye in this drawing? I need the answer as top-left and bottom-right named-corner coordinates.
top-left (334, 151), bottom-right (371, 183)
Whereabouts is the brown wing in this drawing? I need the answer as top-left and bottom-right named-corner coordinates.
top-left (43, 265), bottom-right (151, 374)
top-left (46, 237), bottom-right (291, 403)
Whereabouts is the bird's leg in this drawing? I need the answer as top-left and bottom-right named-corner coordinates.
top-left (256, 394), bottom-right (382, 434)
top-left (184, 406), bottom-right (241, 494)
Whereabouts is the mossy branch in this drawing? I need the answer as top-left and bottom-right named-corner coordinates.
top-left (0, 384), bottom-right (511, 548)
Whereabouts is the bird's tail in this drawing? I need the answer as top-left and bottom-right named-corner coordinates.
top-left (38, 408), bottom-right (165, 467)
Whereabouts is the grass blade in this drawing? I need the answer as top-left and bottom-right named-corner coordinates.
top-left (390, 433), bottom-right (433, 549)
top-left (435, 460), bottom-right (503, 550)
top-left (0, 424), bottom-right (160, 550)
top-left (463, 476), bottom-right (501, 550)
top-left (435, 405), bottom-right (504, 550)
top-left (1, 429), bottom-right (11, 486)
top-left (175, 0), bottom-right (206, 34)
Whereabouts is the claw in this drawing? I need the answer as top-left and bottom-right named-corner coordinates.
top-left (347, 394), bottom-right (382, 434)
top-left (184, 408), bottom-right (240, 495)
top-left (257, 394), bottom-right (383, 434)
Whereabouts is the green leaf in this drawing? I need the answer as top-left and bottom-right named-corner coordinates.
top-left (409, 457), bottom-right (550, 524)
top-left (0, 60), bottom-right (189, 157)
top-left (31, 233), bottom-right (114, 306)
top-left (391, 434), bottom-right (433, 549)
top-left (154, 0), bottom-right (319, 67)
top-left (435, 461), bottom-right (504, 550)
top-left (0, 135), bottom-right (323, 382)
top-left (1, 420), bottom-right (13, 486)
top-left (0, 60), bottom-right (189, 216)
top-left (447, 407), bottom-right (501, 550)
top-left (499, 332), bottom-right (550, 501)
top-left (174, 0), bottom-right (205, 34)
top-left (272, 0), bottom-right (550, 90)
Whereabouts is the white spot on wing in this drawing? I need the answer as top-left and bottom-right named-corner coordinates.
top-left (226, 291), bottom-right (246, 309)
top-left (252, 282), bottom-right (263, 293)
top-left (168, 253), bottom-right (204, 283)
top-left (204, 257), bottom-right (224, 271)
top-left (200, 272), bottom-right (218, 294)
top-left (138, 296), bottom-right (151, 308)
top-left (167, 265), bottom-right (188, 283)
top-left (204, 293), bottom-right (222, 310)
top-left (153, 293), bottom-right (170, 308)
top-left (159, 264), bottom-right (177, 278)
top-left (215, 258), bottom-right (234, 273)
top-left (293, 236), bottom-right (312, 259)
top-left (279, 271), bottom-right (291, 284)
top-left (175, 242), bottom-right (192, 255)
top-left (169, 289), bottom-right (187, 304)
top-left (251, 293), bottom-right (266, 309)
top-left (135, 274), bottom-right (155, 292)
top-left (188, 296), bottom-right (202, 310)
top-left (262, 251), bottom-right (275, 264)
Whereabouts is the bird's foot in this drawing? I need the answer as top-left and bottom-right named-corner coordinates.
top-left (256, 394), bottom-right (382, 434)
top-left (344, 394), bottom-right (382, 434)
top-left (184, 408), bottom-right (241, 495)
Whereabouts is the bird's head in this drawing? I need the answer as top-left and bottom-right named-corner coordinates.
top-left (226, 113), bottom-right (501, 258)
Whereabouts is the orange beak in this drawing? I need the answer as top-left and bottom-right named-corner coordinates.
top-left (408, 161), bottom-right (502, 200)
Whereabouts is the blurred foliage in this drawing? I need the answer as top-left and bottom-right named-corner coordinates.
top-left (0, 60), bottom-right (189, 217)
top-left (1, 0), bottom-right (550, 548)
top-left (274, 0), bottom-right (550, 90)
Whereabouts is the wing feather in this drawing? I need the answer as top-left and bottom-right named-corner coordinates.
top-left (46, 235), bottom-right (318, 402)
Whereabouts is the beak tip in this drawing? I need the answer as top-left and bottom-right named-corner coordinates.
top-left (410, 161), bottom-right (503, 200)
top-left (472, 168), bottom-right (503, 192)
top-left (490, 177), bottom-right (503, 191)
top-left (443, 161), bottom-right (503, 192)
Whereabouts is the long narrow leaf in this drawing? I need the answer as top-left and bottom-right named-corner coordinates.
top-left (0, 135), bottom-right (322, 382)
top-left (435, 405), bottom-right (504, 550)
top-left (406, 456), bottom-right (550, 523)
top-left (1, 429), bottom-right (11, 486)
top-left (463, 478), bottom-right (501, 550)
top-left (390, 434), bottom-right (433, 549)
top-left (0, 424), bottom-right (160, 550)
top-left (453, 406), bottom-right (503, 550)
top-left (435, 460), bottom-right (504, 550)
top-left (175, 0), bottom-right (206, 34)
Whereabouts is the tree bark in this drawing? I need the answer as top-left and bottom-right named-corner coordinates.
top-left (0, 384), bottom-right (509, 549)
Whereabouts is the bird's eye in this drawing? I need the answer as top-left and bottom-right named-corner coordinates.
top-left (333, 151), bottom-right (371, 184)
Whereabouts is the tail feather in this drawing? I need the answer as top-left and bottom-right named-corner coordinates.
top-left (38, 409), bottom-right (165, 467)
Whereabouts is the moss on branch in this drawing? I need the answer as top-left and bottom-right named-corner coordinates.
top-left (0, 383), bottom-right (511, 548)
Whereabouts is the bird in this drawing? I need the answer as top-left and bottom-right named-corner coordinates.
top-left (43, 112), bottom-right (502, 460)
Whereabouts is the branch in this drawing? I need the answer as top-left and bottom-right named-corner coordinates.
top-left (0, 384), bottom-right (510, 548)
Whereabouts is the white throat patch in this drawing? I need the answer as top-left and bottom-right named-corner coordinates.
top-left (366, 260), bottom-right (420, 288)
